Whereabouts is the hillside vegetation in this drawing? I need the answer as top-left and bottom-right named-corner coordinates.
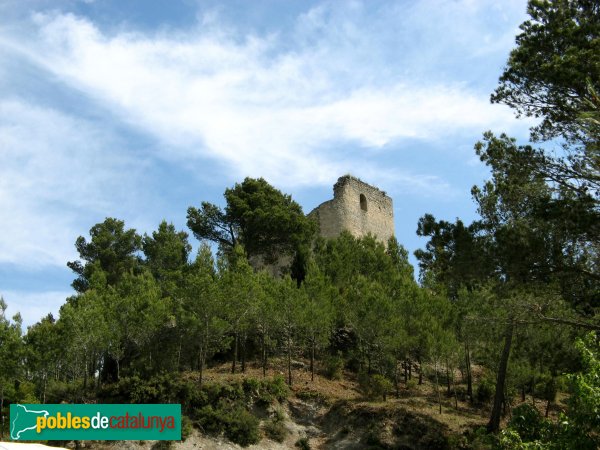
top-left (1, 1), bottom-right (599, 448)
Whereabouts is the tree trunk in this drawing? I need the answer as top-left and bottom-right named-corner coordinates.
top-left (418, 357), bottom-right (423, 385)
top-left (261, 334), bottom-right (267, 378)
top-left (487, 323), bottom-right (514, 433)
top-left (545, 399), bottom-right (551, 417)
top-left (408, 359), bottom-right (412, 380)
top-left (241, 335), bottom-right (247, 373)
top-left (177, 336), bottom-right (182, 371)
top-left (404, 360), bottom-right (408, 384)
top-left (394, 362), bottom-right (399, 397)
top-left (43, 373), bottom-right (48, 404)
top-left (450, 363), bottom-right (458, 409)
top-left (231, 332), bottom-right (238, 374)
top-left (199, 337), bottom-right (206, 387)
top-left (1, 385), bottom-right (4, 440)
top-left (435, 360), bottom-right (442, 414)
top-left (84, 354), bottom-right (88, 390)
top-left (465, 341), bottom-right (473, 403)
top-left (310, 339), bottom-right (315, 382)
top-left (446, 358), bottom-right (451, 396)
top-left (287, 336), bottom-right (293, 387)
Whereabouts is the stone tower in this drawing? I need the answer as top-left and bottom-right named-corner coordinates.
top-left (309, 175), bottom-right (394, 244)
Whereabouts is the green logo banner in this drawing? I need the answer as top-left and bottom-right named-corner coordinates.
top-left (10, 404), bottom-right (181, 441)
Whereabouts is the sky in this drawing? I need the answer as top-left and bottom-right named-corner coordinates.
top-left (0, 0), bottom-right (536, 328)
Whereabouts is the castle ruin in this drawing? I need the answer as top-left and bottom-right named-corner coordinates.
top-left (309, 175), bottom-right (394, 244)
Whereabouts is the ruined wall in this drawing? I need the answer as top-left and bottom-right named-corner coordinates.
top-left (309, 175), bottom-right (394, 244)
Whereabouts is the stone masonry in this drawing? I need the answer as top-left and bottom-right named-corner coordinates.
top-left (309, 175), bottom-right (394, 244)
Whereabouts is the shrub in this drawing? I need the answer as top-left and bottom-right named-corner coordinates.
top-left (264, 407), bottom-right (288, 442)
top-left (46, 379), bottom-right (84, 403)
top-left (15, 381), bottom-right (38, 403)
top-left (295, 437), bottom-right (311, 449)
top-left (224, 407), bottom-right (260, 447)
top-left (196, 404), bottom-right (226, 435)
top-left (151, 441), bottom-right (173, 450)
top-left (296, 390), bottom-right (328, 404)
top-left (264, 419), bottom-right (288, 443)
top-left (405, 379), bottom-right (418, 391)
top-left (508, 403), bottom-right (548, 442)
top-left (358, 372), bottom-right (393, 401)
top-left (358, 370), bottom-right (371, 394)
top-left (475, 377), bottom-right (495, 405)
top-left (262, 375), bottom-right (290, 403)
top-left (181, 415), bottom-right (193, 441)
top-left (371, 375), bottom-right (393, 401)
top-left (195, 402), bottom-right (260, 447)
top-left (324, 354), bottom-right (344, 380)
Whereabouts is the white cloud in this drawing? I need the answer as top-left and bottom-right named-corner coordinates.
top-left (1, 3), bottom-right (530, 191)
top-left (0, 0), bottom-right (534, 277)
top-left (0, 100), bottom-right (144, 268)
top-left (1, 289), bottom-right (70, 329)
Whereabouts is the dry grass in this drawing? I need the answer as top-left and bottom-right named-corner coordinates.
top-left (196, 358), bottom-right (490, 434)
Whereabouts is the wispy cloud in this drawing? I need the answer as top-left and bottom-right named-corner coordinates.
top-left (1, 289), bottom-right (70, 328)
top-left (2, 1), bottom-right (529, 190)
top-left (0, 0), bottom-right (531, 275)
top-left (0, 100), bottom-right (144, 267)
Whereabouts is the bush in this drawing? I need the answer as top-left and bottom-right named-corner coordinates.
top-left (181, 415), bottom-right (193, 441)
top-left (151, 441), bottom-right (173, 450)
top-left (296, 390), bottom-right (328, 404)
top-left (261, 375), bottom-right (290, 403)
top-left (406, 379), bottom-right (418, 391)
top-left (324, 354), bottom-right (344, 380)
top-left (371, 375), bottom-right (393, 401)
top-left (359, 372), bottom-right (393, 401)
top-left (295, 437), bottom-right (311, 449)
top-left (264, 407), bottom-right (288, 442)
top-left (16, 381), bottom-right (38, 403)
top-left (508, 403), bottom-right (549, 442)
top-left (195, 402), bottom-right (260, 447)
top-left (46, 379), bottom-right (84, 403)
top-left (475, 377), bottom-right (495, 405)
top-left (224, 407), bottom-right (260, 447)
top-left (264, 419), bottom-right (288, 443)
top-left (196, 404), bottom-right (227, 435)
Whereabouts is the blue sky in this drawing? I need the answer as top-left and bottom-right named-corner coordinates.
top-left (0, 0), bottom-right (535, 327)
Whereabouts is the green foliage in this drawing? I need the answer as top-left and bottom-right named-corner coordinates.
top-left (196, 404), bottom-right (260, 447)
top-left (67, 217), bottom-right (142, 293)
top-left (0, 298), bottom-right (24, 414)
top-left (491, 0), bottom-right (600, 143)
top-left (358, 372), bottom-right (393, 401)
top-left (151, 441), bottom-right (173, 450)
top-left (46, 379), bottom-right (84, 404)
top-left (499, 333), bottom-right (600, 449)
top-left (565, 333), bottom-right (600, 444)
top-left (370, 374), bottom-right (393, 401)
top-left (508, 404), bottom-right (549, 442)
top-left (264, 408), bottom-right (288, 443)
top-left (405, 379), bottom-right (418, 391)
top-left (180, 415), bottom-right (193, 441)
top-left (187, 177), bottom-right (316, 264)
top-left (223, 407), bottom-right (260, 447)
top-left (324, 354), bottom-right (344, 380)
top-left (475, 377), bottom-right (495, 405)
top-left (142, 220), bottom-right (191, 296)
top-left (295, 437), bottom-right (311, 449)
